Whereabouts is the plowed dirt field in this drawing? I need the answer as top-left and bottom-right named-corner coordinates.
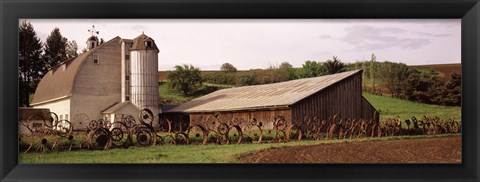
top-left (239, 136), bottom-right (461, 163)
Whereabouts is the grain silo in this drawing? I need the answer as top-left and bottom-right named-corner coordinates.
top-left (129, 33), bottom-right (160, 119)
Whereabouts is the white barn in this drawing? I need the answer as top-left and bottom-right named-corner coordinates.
top-left (31, 32), bottom-right (160, 129)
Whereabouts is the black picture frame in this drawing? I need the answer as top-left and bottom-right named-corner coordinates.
top-left (1, 0), bottom-right (479, 181)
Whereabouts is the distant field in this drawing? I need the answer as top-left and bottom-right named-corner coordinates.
top-left (412, 63), bottom-right (461, 81)
top-left (363, 92), bottom-right (461, 122)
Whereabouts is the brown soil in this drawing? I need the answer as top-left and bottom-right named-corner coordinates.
top-left (239, 136), bottom-right (461, 164)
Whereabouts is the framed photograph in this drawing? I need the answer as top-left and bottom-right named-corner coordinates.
top-left (1, 0), bottom-right (479, 181)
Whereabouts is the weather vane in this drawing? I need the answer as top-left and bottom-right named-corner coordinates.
top-left (88, 25), bottom-right (99, 37)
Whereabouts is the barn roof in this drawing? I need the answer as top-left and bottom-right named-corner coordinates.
top-left (101, 101), bottom-right (139, 114)
top-left (31, 36), bottom-right (122, 105)
top-left (130, 33), bottom-right (159, 51)
top-left (168, 70), bottom-right (362, 113)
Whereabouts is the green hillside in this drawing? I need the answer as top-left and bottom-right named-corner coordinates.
top-left (363, 92), bottom-right (461, 122)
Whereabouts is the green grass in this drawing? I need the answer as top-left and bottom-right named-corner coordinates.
top-left (363, 92), bottom-right (461, 122)
top-left (19, 134), bottom-right (459, 163)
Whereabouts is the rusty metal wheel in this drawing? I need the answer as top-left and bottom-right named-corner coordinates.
top-left (248, 125), bottom-right (263, 143)
top-left (110, 122), bottom-right (130, 147)
top-left (158, 134), bottom-right (176, 145)
top-left (275, 129), bottom-right (287, 142)
top-left (139, 109), bottom-right (154, 126)
top-left (55, 119), bottom-right (73, 137)
top-left (123, 115), bottom-right (136, 129)
top-left (226, 125), bottom-right (243, 144)
top-left (286, 124), bottom-right (303, 142)
top-left (45, 112), bottom-right (58, 128)
top-left (133, 124), bottom-right (156, 146)
top-left (88, 128), bottom-right (112, 150)
top-left (186, 125), bottom-right (208, 145)
top-left (174, 132), bottom-right (190, 145)
top-left (88, 120), bottom-right (99, 131)
top-left (206, 131), bottom-right (221, 144)
top-left (217, 123), bottom-right (229, 135)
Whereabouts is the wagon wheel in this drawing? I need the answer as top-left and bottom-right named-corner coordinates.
top-left (207, 130), bottom-right (221, 144)
top-left (35, 137), bottom-right (52, 152)
top-left (88, 120), bottom-right (99, 131)
top-left (89, 128), bottom-right (112, 150)
top-left (175, 132), bottom-right (190, 145)
top-left (226, 125), bottom-right (243, 144)
top-left (275, 118), bottom-right (287, 131)
top-left (110, 122), bottom-right (130, 148)
top-left (133, 124), bottom-right (156, 146)
top-left (72, 113), bottom-right (89, 128)
top-left (45, 112), bottom-right (58, 128)
top-left (217, 123), bottom-right (229, 135)
top-left (51, 134), bottom-right (75, 151)
top-left (158, 134), bottom-right (176, 145)
top-left (55, 119), bottom-right (73, 137)
top-left (286, 125), bottom-right (303, 142)
top-left (186, 125), bottom-right (208, 145)
top-left (248, 125), bottom-right (263, 143)
top-left (274, 129), bottom-right (287, 142)
top-left (123, 115), bottom-right (136, 129)
top-left (139, 109), bottom-right (154, 126)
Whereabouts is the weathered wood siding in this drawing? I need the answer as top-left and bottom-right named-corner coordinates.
top-left (188, 109), bottom-right (291, 130)
top-left (291, 72), bottom-right (375, 124)
top-left (361, 96), bottom-right (379, 124)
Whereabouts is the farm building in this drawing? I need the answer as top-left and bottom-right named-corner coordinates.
top-left (30, 27), bottom-right (160, 129)
top-left (165, 70), bottom-right (379, 129)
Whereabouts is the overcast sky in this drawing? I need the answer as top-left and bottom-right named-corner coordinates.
top-left (23, 19), bottom-right (461, 71)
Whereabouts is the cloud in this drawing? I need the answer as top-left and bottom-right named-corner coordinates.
top-left (318, 34), bottom-right (332, 39)
top-left (413, 31), bottom-right (450, 37)
top-left (341, 25), bottom-right (431, 51)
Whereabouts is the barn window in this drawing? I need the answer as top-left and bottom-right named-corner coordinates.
top-left (93, 54), bottom-right (99, 64)
top-left (125, 54), bottom-right (130, 60)
top-left (65, 114), bottom-right (69, 121)
top-left (126, 75), bottom-right (130, 81)
top-left (60, 115), bottom-right (63, 120)
top-left (125, 95), bottom-right (130, 101)
top-left (145, 41), bottom-right (152, 48)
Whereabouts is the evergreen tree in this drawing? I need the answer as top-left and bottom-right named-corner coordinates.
top-left (43, 28), bottom-right (68, 71)
top-left (19, 20), bottom-right (44, 106)
top-left (324, 56), bottom-right (346, 74)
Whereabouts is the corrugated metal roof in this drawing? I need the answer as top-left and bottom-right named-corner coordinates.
top-left (168, 70), bottom-right (362, 113)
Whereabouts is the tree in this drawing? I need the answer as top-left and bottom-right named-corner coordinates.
top-left (361, 61), bottom-right (367, 88)
top-left (443, 73), bottom-right (461, 106)
top-left (66, 40), bottom-right (78, 59)
top-left (167, 64), bottom-right (203, 95)
top-left (19, 20), bottom-right (44, 107)
top-left (43, 28), bottom-right (68, 70)
top-left (324, 56), bottom-right (346, 74)
top-left (220, 62), bottom-right (237, 72)
top-left (296, 60), bottom-right (326, 78)
top-left (277, 61), bottom-right (297, 81)
top-left (370, 54), bottom-right (376, 92)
